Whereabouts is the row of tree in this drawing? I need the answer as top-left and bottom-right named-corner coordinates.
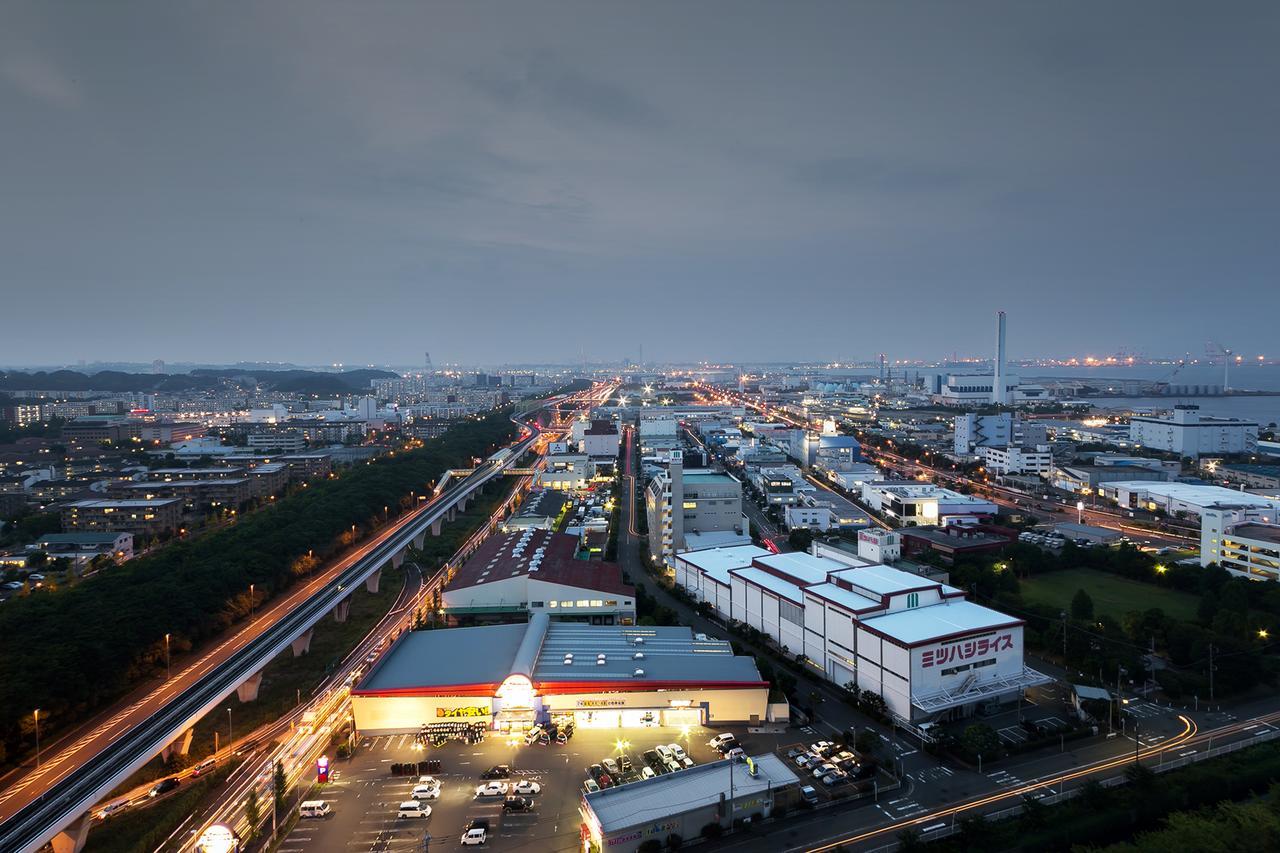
top-left (0, 411), bottom-right (517, 765)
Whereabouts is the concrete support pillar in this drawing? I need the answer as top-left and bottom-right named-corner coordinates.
top-left (333, 598), bottom-right (351, 623)
top-left (413, 533), bottom-right (426, 550)
top-left (391, 551), bottom-right (405, 569)
top-left (291, 628), bottom-right (314, 657)
top-left (458, 495), bottom-right (469, 512)
top-left (236, 670), bottom-right (264, 703)
top-left (430, 519), bottom-right (443, 537)
top-left (52, 816), bottom-right (91, 853)
top-left (161, 727), bottom-right (194, 762)
top-left (365, 567), bottom-right (382, 594)
top-left (446, 507), bottom-right (456, 523)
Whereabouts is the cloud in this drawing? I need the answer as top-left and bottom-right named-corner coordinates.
top-left (1, 50), bottom-right (79, 107)
top-left (790, 155), bottom-right (978, 194)
top-left (466, 52), bottom-right (660, 128)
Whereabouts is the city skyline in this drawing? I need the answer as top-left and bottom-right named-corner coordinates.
top-left (3, 1), bottom-right (1278, 365)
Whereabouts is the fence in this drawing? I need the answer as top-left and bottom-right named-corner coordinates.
top-left (864, 727), bottom-right (1280, 852)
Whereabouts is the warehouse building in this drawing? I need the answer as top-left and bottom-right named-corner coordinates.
top-left (351, 614), bottom-right (770, 735)
top-left (580, 753), bottom-right (800, 853)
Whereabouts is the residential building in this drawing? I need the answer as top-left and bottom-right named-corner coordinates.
top-left (61, 498), bottom-right (182, 537)
top-left (537, 452), bottom-right (592, 491)
top-left (784, 505), bottom-right (832, 532)
top-left (247, 431), bottom-right (307, 453)
top-left (1129, 405), bottom-right (1258, 459)
top-left (34, 531), bottom-right (134, 564)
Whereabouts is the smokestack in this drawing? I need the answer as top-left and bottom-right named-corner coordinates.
top-left (992, 311), bottom-right (1007, 405)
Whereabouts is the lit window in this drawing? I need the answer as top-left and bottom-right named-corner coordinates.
top-left (590, 600), bottom-right (603, 607)
top-left (560, 600), bottom-right (574, 608)
top-left (577, 600), bottom-right (589, 608)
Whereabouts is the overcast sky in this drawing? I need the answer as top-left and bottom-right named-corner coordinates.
top-left (2, 1), bottom-right (1277, 368)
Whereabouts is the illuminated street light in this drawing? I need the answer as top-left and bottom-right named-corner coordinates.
top-left (1154, 564), bottom-right (1168, 575)
top-left (1076, 500), bottom-right (1085, 525)
top-left (1260, 629), bottom-right (1270, 640)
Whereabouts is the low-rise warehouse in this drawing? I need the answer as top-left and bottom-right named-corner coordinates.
top-left (581, 753), bottom-right (800, 853)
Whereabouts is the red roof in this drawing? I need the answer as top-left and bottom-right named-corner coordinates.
top-left (447, 529), bottom-right (634, 597)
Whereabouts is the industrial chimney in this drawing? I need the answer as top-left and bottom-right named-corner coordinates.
top-left (992, 311), bottom-right (1007, 405)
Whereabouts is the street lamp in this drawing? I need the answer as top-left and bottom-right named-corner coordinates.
top-left (226, 707), bottom-right (233, 749)
top-left (1076, 500), bottom-right (1085, 525)
top-left (249, 583), bottom-right (255, 618)
top-left (33, 709), bottom-right (40, 768)
top-left (165, 633), bottom-right (171, 681)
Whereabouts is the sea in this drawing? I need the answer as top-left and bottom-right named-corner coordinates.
top-left (1023, 364), bottom-right (1280, 428)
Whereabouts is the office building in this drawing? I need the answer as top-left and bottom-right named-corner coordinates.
top-left (1200, 507), bottom-right (1280, 579)
top-left (645, 453), bottom-right (746, 563)
top-left (953, 412), bottom-right (1013, 455)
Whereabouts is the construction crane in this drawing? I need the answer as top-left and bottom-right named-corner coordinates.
top-left (1151, 358), bottom-right (1188, 394)
top-left (1206, 341), bottom-right (1233, 392)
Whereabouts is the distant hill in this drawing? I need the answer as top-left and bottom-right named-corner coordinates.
top-left (0, 368), bottom-right (398, 395)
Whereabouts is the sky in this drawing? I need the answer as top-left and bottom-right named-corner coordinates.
top-left (2, 1), bottom-right (1278, 368)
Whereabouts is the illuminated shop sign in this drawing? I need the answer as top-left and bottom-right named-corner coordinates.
top-left (577, 699), bottom-right (626, 708)
top-left (607, 820), bottom-right (679, 846)
top-left (921, 634), bottom-right (1013, 669)
top-left (437, 706), bottom-right (489, 717)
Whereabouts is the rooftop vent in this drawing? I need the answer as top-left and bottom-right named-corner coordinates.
top-left (633, 652), bottom-right (644, 660)
top-left (633, 637), bottom-right (644, 645)
top-left (633, 668), bottom-right (645, 677)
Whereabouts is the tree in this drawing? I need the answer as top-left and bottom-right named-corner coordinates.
top-left (788, 527), bottom-right (814, 552)
top-left (244, 789), bottom-right (261, 838)
top-left (960, 723), bottom-right (1000, 761)
top-left (273, 759), bottom-right (287, 815)
top-left (855, 729), bottom-right (881, 757)
top-left (700, 822), bottom-right (723, 840)
top-left (1071, 588), bottom-right (1095, 621)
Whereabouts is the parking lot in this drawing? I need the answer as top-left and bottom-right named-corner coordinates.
top-left (276, 722), bottom-right (769, 852)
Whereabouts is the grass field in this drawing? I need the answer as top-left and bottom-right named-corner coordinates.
top-left (1020, 568), bottom-right (1199, 622)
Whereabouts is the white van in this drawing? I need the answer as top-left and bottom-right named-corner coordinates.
top-left (299, 800), bottom-right (332, 819)
top-left (398, 800), bottom-right (430, 819)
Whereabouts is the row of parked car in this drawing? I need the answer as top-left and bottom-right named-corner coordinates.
top-left (787, 740), bottom-right (869, 787)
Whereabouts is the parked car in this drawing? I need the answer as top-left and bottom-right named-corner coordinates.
top-left (800, 785), bottom-right (819, 804)
top-left (474, 782), bottom-right (509, 798)
top-left (417, 775), bottom-right (440, 789)
top-left (503, 796), bottom-right (533, 813)
top-left (641, 766), bottom-right (656, 780)
top-left (813, 763), bottom-right (838, 778)
top-left (411, 784), bottom-right (440, 800)
top-left (709, 733), bottom-right (737, 749)
top-left (583, 778), bottom-right (600, 793)
top-left (397, 800), bottom-right (430, 819)
top-left (655, 745), bottom-right (673, 762)
top-left (481, 764), bottom-right (511, 779)
top-left (667, 744), bottom-right (687, 762)
top-left (598, 773), bottom-right (614, 788)
top-left (725, 747), bottom-right (746, 761)
top-left (795, 753), bottom-right (816, 768)
top-left (602, 758), bottom-right (620, 776)
top-left (810, 741), bottom-right (836, 757)
top-left (512, 780), bottom-right (541, 795)
top-left (299, 800), bottom-right (332, 818)
top-left (149, 778), bottom-right (180, 798)
top-left (461, 818), bottom-right (489, 845)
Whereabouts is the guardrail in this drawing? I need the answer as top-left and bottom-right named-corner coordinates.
top-left (0, 423), bottom-right (540, 853)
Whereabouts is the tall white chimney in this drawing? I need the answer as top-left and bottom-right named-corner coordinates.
top-left (992, 311), bottom-right (1007, 405)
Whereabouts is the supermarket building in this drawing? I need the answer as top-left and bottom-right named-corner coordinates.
top-left (351, 614), bottom-right (771, 734)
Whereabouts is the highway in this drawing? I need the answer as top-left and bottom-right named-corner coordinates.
top-left (0, 387), bottom-right (608, 853)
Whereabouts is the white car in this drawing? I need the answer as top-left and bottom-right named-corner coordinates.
top-left (475, 781), bottom-right (509, 798)
top-left (602, 758), bottom-right (619, 776)
top-left (94, 802), bottom-right (128, 821)
top-left (417, 775), bottom-right (440, 788)
top-left (512, 780), bottom-right (542, 796)
top-left (725, 747), bottom-right (746, 761)
top-left (397, 800), bottom-right (430, 819)
top-left (810, 741), bottom-right (835, 756)
top-left (708, 733), bottom-right (736, 749)
top-left (667, 744), bottom-right (687, 762)
top-left (641, 766), bottom-right (656, 780)
top-left (654, 745), bottom-right (673, 761)
top-left (813, 763), bottom-right (838, 778)
top-left (461, 827), bottom-right (488, 846)
top-left (411, 784), bottom-right (440, 800)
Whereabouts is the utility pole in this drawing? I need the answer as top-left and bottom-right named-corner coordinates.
top-left (1061, 610), bottom-right (1068, 661)
top-left (1208, 643), bottom-right (1216, 703)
